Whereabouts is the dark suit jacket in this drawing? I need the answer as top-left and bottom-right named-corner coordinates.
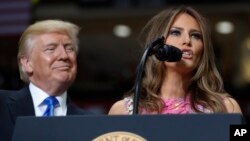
top-left (0, 86), bottom-right (93, 141)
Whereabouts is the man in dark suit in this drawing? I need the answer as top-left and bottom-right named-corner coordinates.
top-left (0, 19), bottom-right (93, 141)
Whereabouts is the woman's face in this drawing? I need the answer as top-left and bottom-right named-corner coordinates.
top-left (165, 13), bottom-right (203, 74)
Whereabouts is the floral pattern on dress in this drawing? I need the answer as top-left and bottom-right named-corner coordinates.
top-left (124, 96), bottom-right (211, 115)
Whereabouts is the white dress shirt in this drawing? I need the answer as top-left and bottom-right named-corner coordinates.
top-left (29, 83), bottom-right (67, 116)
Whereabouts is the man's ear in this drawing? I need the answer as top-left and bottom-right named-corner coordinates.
top-left (20, 56), bottom-right (33, 74)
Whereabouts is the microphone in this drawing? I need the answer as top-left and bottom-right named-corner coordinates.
top-left (153, 44), bottom-right (182, 62)
top-left (132, 36), bottom-right (182, 114)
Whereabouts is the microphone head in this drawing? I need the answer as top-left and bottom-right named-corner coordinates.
top-left (155, 44), bottom-right (182, 62)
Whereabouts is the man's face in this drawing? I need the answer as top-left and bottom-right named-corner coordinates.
top-left (23, 32), bottom-right (77, 94)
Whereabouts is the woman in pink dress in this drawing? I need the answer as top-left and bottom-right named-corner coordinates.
top-left (108, 6), bottom-right (242, 115)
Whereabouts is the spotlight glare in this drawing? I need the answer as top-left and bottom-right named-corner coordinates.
top-left (113, 24), bottom-right (131, 38)
top-left (215, 21), bottom-right (234, 34)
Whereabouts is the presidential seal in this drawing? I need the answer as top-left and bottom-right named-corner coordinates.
top-left (92, 131), bottom-right (147, 141)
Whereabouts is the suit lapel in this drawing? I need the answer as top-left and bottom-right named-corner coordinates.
top-left (7, 86), bottom-right (35, 122)
top-left (66, 97), bottom-right (93, 115)
top-left (66, 97), bottom-right (86, 115)
top-left (66, 97), bottom-right (76, 115)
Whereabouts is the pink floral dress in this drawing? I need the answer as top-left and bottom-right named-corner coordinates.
top-left (124, 96), bottom-right (211, 115)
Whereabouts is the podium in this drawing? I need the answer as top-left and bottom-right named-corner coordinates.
top-left (12, 114), bottom-right (243, 141)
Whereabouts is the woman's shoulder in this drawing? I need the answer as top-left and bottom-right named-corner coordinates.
top-left (108, 98), bottom-right (129, 115)
top-left (222, 95), bottom-right (242, 114)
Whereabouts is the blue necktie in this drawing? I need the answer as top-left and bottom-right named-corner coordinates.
top-left (43, 96), bottom-right (59, 117)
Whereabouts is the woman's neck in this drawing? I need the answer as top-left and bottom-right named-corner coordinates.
top-left (160, 70), bottom-right (192, 99)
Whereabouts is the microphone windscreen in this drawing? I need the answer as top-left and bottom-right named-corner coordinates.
top-left (155, 45), bottom-right (182, 62)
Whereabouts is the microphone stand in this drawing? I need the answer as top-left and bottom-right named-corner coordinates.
top-left (132, 37), bottom-right (164, 114)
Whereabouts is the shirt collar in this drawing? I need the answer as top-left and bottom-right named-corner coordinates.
top-left (29, 82), bottom-right (67, 108)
